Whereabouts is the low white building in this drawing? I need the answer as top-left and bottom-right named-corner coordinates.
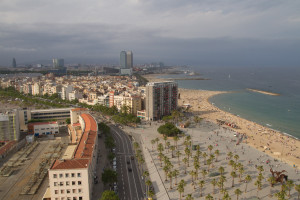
top-left (28, 121), bottom-right (59, 136)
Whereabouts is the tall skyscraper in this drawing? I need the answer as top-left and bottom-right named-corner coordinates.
top-left (126, 51), bottom-right (133, 68)
top-left (120, 51), bottom-right (127, 69)
top-left (53, 58), bottom-right (64, 68)
top-left (12, 58), bottom-right (17, 68)
top-left (146, 81), bottom-right (178, 121)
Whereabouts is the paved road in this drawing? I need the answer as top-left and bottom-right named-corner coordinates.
top-left (110, 125), bottom-right (145, 200)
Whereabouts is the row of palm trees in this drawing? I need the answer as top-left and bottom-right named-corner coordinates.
top-left (149, 133), bottom-right (300, 199)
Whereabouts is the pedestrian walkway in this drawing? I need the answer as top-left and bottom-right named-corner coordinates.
top-left (140, 137), bottom-right (170, 200)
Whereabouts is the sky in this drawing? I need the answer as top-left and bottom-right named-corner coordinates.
top-left (0, 0), bottom-right (300, 67)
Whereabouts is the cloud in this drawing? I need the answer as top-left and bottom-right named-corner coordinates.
top-left (0, 0), bottom-right (299, 66)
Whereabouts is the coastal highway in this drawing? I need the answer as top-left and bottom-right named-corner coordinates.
top-left (110, 125), bottom-right (145, 200)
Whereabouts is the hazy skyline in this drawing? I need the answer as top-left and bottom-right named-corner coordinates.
top-left (0, 0), bottom-right (300, 67)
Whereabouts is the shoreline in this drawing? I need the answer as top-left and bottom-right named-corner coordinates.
top-left (142, 74), bottom-right (300, 168)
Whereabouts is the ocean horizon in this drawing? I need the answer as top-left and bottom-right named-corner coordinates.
top-left (159, 66), bottom-right (300, 139)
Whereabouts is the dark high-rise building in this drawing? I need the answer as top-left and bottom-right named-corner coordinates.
top-left (146, 81), bottom-right (178, 121)
top-left (120, 51), bottom-right (127, 69)
top-left (52, 58), bottom-right (64, 68)
top-left (12, 58), bottom-right (17, 68)
top-left (126, 51), bottom-right (133, 68)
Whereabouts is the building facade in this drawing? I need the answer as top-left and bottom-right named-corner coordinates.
top-left (53, 58), bottom-right (64, 68)
top-left (0, 110), bottom-right (20, 141)
top-left (28, 121), bottom-right (59, 136)
top-left (49, 112), bottom-right (98, 200)
top-left (126, 51), bottom-right (133, 68)
top-left (120, 51), bottom-right (127, 69)
top-left (145, 81), bottom-right (178, 121)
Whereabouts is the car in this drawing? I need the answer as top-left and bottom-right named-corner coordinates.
top-left (128, 167), bottom-right (132, 172)
top-left (127, 160), bottom-right (130, 164)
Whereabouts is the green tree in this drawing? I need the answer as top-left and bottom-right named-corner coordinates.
top-left (201, 169), bottom-right (208, 182)
top-left (100, 190), bottom-right (119, 200)
top-left (65, 118), bottom-right (71, 124)
top-left (205, 194), bottom-right (214, 200)
top-left (208, 145), bottom-right (213, 155)
top-left (211, 178), bottom-right (217, 194)
top-left (151, 139), bottom-right (156, 151)
top-left (267, 176), bottom-right (276, 196)
top-left (215, 149), bottom-right (220, 162)
top-left (176, 151), bottom-right (182, 165)
top-left (254, 180), bottom-right (262, 197)
top-left (227, 152), bottom-right (233, 159)
top-left (185, 193), bottom-right (194, 200)
top-left (234, 188), bottom-right (242, 200)
top-left (199, 180), bottom-right (205, 197)
top-left (234, 154), bottom-right (239, 162)
top-left (218, 166), bottom-right (225, 175)
top-left (146, 180), bottom-right (152, 197)
top-left (244, 175), bottom-right (252, 193)
top-left (286, 180), bottom-right (294, 197)
top-left (102, 169), bottom-right (117, 186)
top-left (231, 171), bottom-right (237, 187)
top-left (157, 122), bottom-right (182, 137)
top-left (173, 169), bottom-right (179, 185)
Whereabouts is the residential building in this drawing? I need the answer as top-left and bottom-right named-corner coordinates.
top-left (0, 110), bottom-right (20, 141)
top-left (28, 121), bottom-right (59, 136)
top-left (145, 81), bottom-right (178, 121)
top-left (53, 58), bottom-right (64, 68)
top-left (48, 112), bottom-right (98, 200)
top-left (120, 51), bottom-right (127, 69)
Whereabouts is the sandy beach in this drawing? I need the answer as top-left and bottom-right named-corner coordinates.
top-left (143, 74), bottom-right (300, 169)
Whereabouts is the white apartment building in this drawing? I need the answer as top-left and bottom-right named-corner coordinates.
top-left (28, 121), bottom-right (59, 136)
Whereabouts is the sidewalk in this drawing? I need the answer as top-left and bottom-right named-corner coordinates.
top-left (129, 127), bottom-right (170, 200)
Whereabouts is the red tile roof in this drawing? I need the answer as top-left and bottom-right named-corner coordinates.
top-left (71, 108), bottom-right (87, 112)
top-left (50, 113), bottom-right (97, 170)
top-left (51, 159), bottom-right (89, 169)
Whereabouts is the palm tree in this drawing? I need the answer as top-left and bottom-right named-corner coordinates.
top-left (185, 147), bottom-right (191, 167)
top-left (170, 145), bottom-right (175, 158)
top-left (231, 171), bottom-right (237, 187)
top-left (219, 175), bottom-right (227, 190)
top-left (148, 190), bottom-right (155, 199)
top-left (257, 173), bottom-right (264, 182)
top-left (194, 163), bottom-right (200, 180)
top-left (155, 137), bottom-right (160, 148)
top-left (202, 152), bottom-right (207, 165)
top-left (256, 165), bottom-right (264, 174)
top-left (267, 176), bottom-right (276, 197)
top-left (176, 151), bottom-right (182, 165)
top-left (163, 135), bottom-right (168, 148)
top-left (151, 139), bottom-right (156, 151)
top-left (168, 171), bottom-right (173, 189)
top-left (189, 170), bottom-right (196, 186)
top-left (295, 184), bottom-right (300, 199)
top-left (207, 158), bottom-right (212, 172)
top-left (166, 141), bottom-right (171, 153)
top-left (238, 166), bottom-right (244, 182)
top-left (146, 180), bottom-right (152, 197)
top-left (158, 152), bottom-right (164, 167)
top-left (201, 169), bottom-right (208, 182)
top-left (173, 135), bottom-right (179, 149)
top-left (211, 178), bottom-right (217, 194)
top-left (199, 180), bottom-right (205, 197)
top-left (275, 189), bottom-right (287, 200)
top-left (183, 157), bottom-right (188, 174)
top-left (185, 194), bottom-right (194, 200)
top-left (205, 194), bottom-right (214, 200)
top-left (163, 165), bottom-right (170, 181)
top-left (209, 154), bottom-right (215, 163)
top-left (179, 179), bottom-right (186, 197)
top-left (244, 175), bottom-right (252, 193)
top-left (173, 169), bottom-right (179, 185)
top-left (208, 145), bottom-right (213, 155)
top-left (143, 170), bottom-right (149, 181)
top-left (286, 180), bottom-right (294, 197)
top-left (157, 143), bottom-right (164, 153)
top-left (234, 154), bottom-right (239, 162)
top-left (254, 180), bottom-right (262, 197)
top-left (218, 166), bottom-right (225, 175)
top-left (227, 151), bottom-right (233, 160)
top-left (228, 160), bottom-right (235, 172)
top-left (222, 191), bottom-right (231, 200)
top-left (234, 188), bottom-right (242, 200)
top-left (215, 149), bottom-right (220, 162)
top-left (177, 184), bottom-right (184, 200)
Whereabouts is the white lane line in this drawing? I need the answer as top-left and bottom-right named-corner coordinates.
top-left (112, 127), bottom-right (133, 200)
top-left (121, 130), bottom-right (141, 200)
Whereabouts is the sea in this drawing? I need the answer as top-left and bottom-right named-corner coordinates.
top-left (159, 66), bottom-right (300, 139)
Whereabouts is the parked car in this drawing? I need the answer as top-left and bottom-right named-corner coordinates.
top-left (128, 167), bottom-right (132, 172)
top-left (127, 160), bottom-right (130, 164)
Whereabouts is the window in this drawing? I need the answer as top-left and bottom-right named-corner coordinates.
top-left (67, 189), bottom-right (70, 194)
top-left (77, 173), bottom-right (81, 177)
top-left (78, 189), bottom-right (82, 193)
top-left (66, 181), bottom-right (69, 186)
top-left (53, 174), bottom-right (57, 178)
top-left (71, 173), bottom-right (75, 177)
top-left (72, 189), bottom-right (76, 193)
top-left (73, 197), bottom-right (77, 200)
top-left (78, 181), bottom-right (82, 185)
top-left (55, 190), bottom-right (58, 194)
top-left (54, 182), bottom-right (57, 186)
top-left (60, 182), bottom-right (63, 186)
top-left (59, 174), bottom-right (63, 178)
top-left (65, 173), bottom-right (69, 178)
top-left (79, 197), bottom-right (82, 200)
top-left (72, 181), bottom-right (76, 185)
top-left (67, 198), bottom-right (71, 200)
top-left (60, 190), bottom-right (64, 194)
